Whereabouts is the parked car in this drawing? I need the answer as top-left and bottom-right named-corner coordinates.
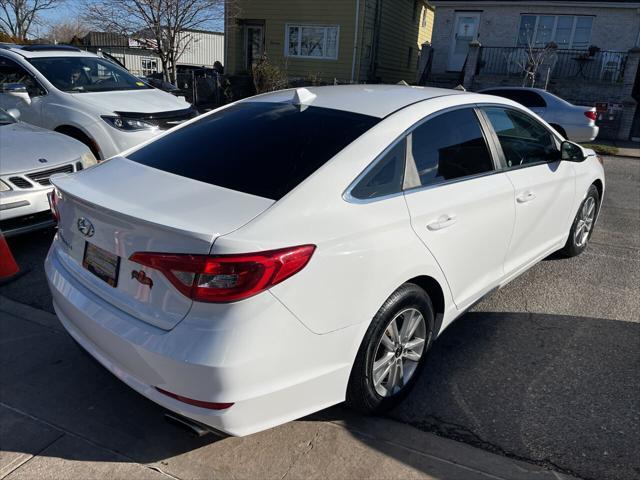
top-left (0, 44), bottom-right (198, 160)
top-left (45, 85), bottom-right (604, 437)
top-left (478, 87), bottom-right (599, 142)
top-left (0, 108), bottom-right (96, 236)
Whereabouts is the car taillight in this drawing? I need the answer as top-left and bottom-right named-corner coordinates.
top-left (47, 188), bottom-right (60, 222)
top-left (584, 110), bottom-right (597, 121)
top-left (130, 245), bottom-right (316, 303)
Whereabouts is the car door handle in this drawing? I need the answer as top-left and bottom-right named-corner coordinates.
top-left (427, 214), bottom-right (457, 231)
top-left (516, 191), bottom-right (537, 203)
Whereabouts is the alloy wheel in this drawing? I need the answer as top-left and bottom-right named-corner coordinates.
top-left (371, 308), bottom-right (427, 397)
top-left (574, 196), bottom-right (596, 248)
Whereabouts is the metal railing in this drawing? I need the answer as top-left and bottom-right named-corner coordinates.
top-left (478, 46), bottom-right (628, 83)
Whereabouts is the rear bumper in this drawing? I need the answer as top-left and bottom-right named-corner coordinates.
top-left (564, 124), bottom-right (599, 142)
top-left (0, 189), bottom-right (55, 236)
top-left (45, 243), bottom-right (357, 436)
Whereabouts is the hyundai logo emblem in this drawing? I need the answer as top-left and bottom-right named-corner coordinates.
top-left (38, 158), bottom-right (48, 163)
top-left (77, 217), bottom-right (95, 237)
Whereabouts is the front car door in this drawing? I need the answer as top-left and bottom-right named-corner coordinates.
top-left (480, 106), bottom-right (575, 277)
top-left (403, 107), bottom-right (515, 310)
top-left (0, 56), bottom-right (46, 125)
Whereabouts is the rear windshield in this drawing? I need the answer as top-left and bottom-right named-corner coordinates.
top-left (127, 101), bottom-right (380, 200)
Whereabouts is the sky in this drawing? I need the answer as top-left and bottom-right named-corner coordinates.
top-left (33, 0), bottom-right (224, 37)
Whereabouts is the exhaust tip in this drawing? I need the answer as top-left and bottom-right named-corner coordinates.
top-left (163, 412), bottom-right (215, 438)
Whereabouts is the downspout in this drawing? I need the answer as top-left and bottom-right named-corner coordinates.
top-left (351, 0), bottom-right (361, 83)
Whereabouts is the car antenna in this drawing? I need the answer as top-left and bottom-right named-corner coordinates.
top-left (292, 88), bottom-right (317, 111)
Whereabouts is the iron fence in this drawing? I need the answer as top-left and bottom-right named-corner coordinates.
top-left (478, 46), bottom-right (628, 83)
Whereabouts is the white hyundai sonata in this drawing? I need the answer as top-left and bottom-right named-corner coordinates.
top-left (45, 85), bottom-right (604, 436)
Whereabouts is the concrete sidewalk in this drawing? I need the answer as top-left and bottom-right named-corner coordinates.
top-left (0, 296), bottom-right (577, 480)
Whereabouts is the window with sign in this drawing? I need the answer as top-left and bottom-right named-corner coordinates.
top-left (517, 15), bottom-right (593, 49)
top-left (141, 58), bottom-right (158, 76)
top-left (285, 25), bottom-right (339, 59)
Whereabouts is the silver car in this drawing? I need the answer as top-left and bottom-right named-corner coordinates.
top-left (0, 109), bottom-right (97, 236)
top-left (479, 87), bottom-right (599, 142)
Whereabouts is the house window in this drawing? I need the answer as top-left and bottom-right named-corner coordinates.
top-left (517, 15), bottom-right (594, 49)
top-left (141, 58), bottom-right (158, 76)
top-left (285, 24), bottom-right (339, 59)
top-left (421, 9), bottom-right (428, 28)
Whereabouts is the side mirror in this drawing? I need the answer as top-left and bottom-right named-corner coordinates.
top-left (1, 83), bottom-right (31, 105)
top-left (7, 108), bottom-right (20, 120)
top-left (561, 140), bottom-right (585, 162)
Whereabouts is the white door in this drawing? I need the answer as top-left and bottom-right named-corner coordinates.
top-left (403, 107), bottom-right (515, 310)
top-left (447, 13), bottom-right (480, 72)
top-left (481, 106), bottom-right (576, 274)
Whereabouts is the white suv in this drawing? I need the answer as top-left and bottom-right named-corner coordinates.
top-left (0, 44), bottom-right (197, 160)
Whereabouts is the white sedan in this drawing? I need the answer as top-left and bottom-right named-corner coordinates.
top-left (478, 87), bottom-right (599, 142)
top-left (45, 85), bottom-right (604, 436)
top-left (0, 108), bottom-right (97, 236)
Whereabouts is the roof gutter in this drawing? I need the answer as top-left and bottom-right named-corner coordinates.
top-left (351, 0), bottom-right (361, 83)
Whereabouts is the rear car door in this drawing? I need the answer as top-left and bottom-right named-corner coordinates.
top-left (480, 106), bottom-right (575, 276)
top-left (403, 107), bottom-right (515, 310)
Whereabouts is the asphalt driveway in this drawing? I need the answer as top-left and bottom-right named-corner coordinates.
top-left (1, 155), bottom-right (638, 480)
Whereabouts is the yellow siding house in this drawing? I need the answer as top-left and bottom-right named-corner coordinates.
top-left (225, 0), bottom-right (434, 84)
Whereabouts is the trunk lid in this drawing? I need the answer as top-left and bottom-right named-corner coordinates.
top-left (51, 157), bottom-right (274, 330)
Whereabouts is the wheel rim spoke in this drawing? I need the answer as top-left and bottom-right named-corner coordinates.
top-left (400, 310), bottom-right (422, 342)
top-left (388, 318), bottom-right (400, 344)
top-left (373, 354), bottom-right (394, 387)
top-left (380, 331), bottom-right (395, 352)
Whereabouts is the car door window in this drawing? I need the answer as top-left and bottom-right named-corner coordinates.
top-left (409, 108), bottom-right (494, 187)
top-left (484, 89), bottom-right (546, 108)
top-left (351, 139), bottom-right (406, 199)
top-left (0, 57), bottom-right (45, 96)
top-left (483, 107), bottom-right (559, 168)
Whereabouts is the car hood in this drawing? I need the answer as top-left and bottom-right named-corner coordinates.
top-left (72, 89), bottom-right (190, 114)
top-left (0, 122), bottom-right (90, 175)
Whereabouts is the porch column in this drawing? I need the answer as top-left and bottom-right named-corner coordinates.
top-left (463, 40), bottom-right (481, 90)
top-left (618, 47), bottom-right (640, 141)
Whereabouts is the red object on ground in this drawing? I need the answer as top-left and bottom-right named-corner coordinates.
top-left (0, 234), bottom-right (20, 280)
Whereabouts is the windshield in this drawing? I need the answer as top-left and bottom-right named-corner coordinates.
top-left (0, 109), bottom-right (16, 125)
top-left (128, 102), bottom-right (380, 200)
top-left (29, 56), bottom-right (151, 93)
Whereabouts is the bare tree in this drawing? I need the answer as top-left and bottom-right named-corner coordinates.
top-left (83, 0), bottom-right (224, 83)
top-left (0, 0), bottom-right (64, 40)
top-left (44, 17), bottom-right (89, 43)
top-left (510, 24), bottom-right (557, 87)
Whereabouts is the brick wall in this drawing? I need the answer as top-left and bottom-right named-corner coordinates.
top-left (430, 3), bottom-right (640, 74)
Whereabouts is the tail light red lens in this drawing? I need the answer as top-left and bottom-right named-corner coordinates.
top-left (47, 188), bottom-right (60, 222)
top-left (584, 110), bottom-right (597, 121)
top-left (130, 245), bottom-right (316, 303)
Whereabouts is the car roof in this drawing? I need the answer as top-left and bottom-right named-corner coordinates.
top-left (245, 84), bottom-right (470, 118)
top-left (0, 44), bottom-right (99, 59)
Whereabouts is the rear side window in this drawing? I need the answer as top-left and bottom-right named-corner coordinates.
top-left (350, 140), bottom-right (406, 200)
top-left (128, 102), bottom-right (379, 200)
top-left (409, 108), bottom-right (494, 187)
top-left (484, 89), bottom-right (546, 108)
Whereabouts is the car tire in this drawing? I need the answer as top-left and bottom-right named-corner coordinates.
top-left (560, 185), bottom-right (600, 257)
top-left (346, 283), bottom-right (435, 414)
